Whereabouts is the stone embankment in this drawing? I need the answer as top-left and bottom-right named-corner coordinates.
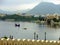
top-left (0, 38), bottom-right (60, 45)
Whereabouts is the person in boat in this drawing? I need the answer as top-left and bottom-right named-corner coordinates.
top-left (15, 24), bottom-right (20, 27)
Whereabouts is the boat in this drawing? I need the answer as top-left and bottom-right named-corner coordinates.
top-left (23, 28), bottom-right (27, 30)
top-left (15, 24), bottom-right (20, 27)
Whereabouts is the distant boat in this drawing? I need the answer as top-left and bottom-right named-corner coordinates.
top-left (15, 24), bottom-right (20, 27)
top-left (23, 28), bottom-right (27, 30)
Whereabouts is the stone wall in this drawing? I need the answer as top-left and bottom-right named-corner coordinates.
top-left (0, 38), bottom-right (60, 45)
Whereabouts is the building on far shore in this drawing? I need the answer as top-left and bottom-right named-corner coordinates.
top-left (0, 14), bottom-right (6, 17)
top-left (46, 14), bottom-right (60, 20)
top-left (45, 14), bottom-right (60, 25)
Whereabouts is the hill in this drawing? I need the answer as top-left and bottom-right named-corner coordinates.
top-left (28, 2), bottom-right (60, 15)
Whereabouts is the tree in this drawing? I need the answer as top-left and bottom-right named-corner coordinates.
top-left (53, 18), bottom-right (59, 22)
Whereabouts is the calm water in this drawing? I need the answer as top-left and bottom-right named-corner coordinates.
top-left (0, 21), bottom-right (60, 40)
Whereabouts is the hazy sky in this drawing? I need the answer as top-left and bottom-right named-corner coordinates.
top-left (0, 0), bottom-right (60, 11)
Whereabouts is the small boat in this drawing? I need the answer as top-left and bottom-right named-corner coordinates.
top-left (15, 24), bottom-right (20, 27)
top-left (23, 28), bottom-right (27, 30)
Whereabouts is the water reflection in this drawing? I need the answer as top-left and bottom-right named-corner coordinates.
top-left (47, 24), bottom-right (60, 29)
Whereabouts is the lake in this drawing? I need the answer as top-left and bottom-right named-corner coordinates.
top-left (0, 21), bottom-right (60, 40)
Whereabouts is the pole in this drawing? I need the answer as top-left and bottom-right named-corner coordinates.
top-left (34, 32), bottom-right (36, 39)
top-left (45, 32), bottom-right (46, 40)
top-left (36, 34), bottom-right (38, 40)
top-left (59, 37), bottom-right (60, 40)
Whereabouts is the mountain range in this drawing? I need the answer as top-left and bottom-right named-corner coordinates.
top-left (28, 2), bottom-right (60, 15)
top-left (0, 2), bottom-right (60, 15)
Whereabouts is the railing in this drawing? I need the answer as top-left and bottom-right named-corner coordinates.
top-left (0, 38), bottom-right (60, 45)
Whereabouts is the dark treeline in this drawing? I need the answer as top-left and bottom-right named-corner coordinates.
top-left (0, 14), bottom-right (40, 21)
top-left (1, 14), bottom-right (60, 22)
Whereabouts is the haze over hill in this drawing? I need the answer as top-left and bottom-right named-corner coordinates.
top-left (0, 9), bottom-right (30, 14)
top-left (28, 2), bottom-right (60, 15)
